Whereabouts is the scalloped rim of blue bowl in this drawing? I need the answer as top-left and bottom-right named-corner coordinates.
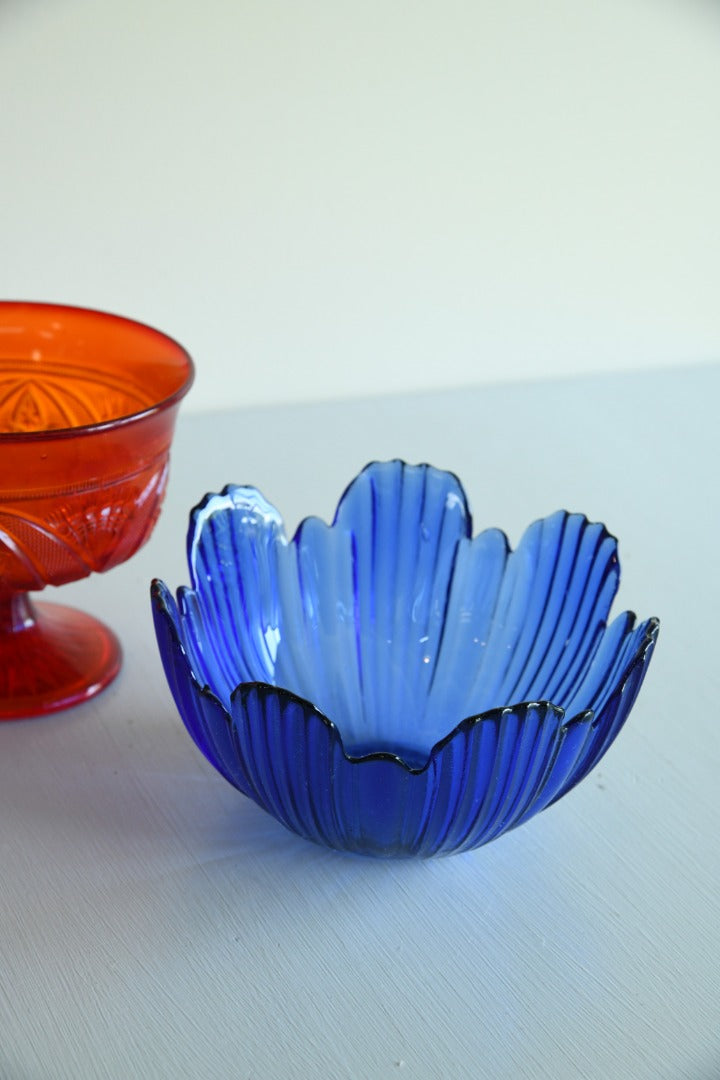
top-left (151, 459), bottom-right (660, 856)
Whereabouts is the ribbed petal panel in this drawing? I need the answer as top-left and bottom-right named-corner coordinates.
top-left (232, 684), bottom-right (349, 850)
top-left (182, 486), bottom-right (287, 703)
top-left (423, 528), bottom-right (509, 735)
top-left (551, 617), bottom-right (659, 801)
top-left (300, 460), bottom-right (472, 754)
top-left (151, 581), bottom-right (254, 796)
top-left (271, 513), bottom-right (368, 754)
top-left (457, 511), bottom-right (620, 715)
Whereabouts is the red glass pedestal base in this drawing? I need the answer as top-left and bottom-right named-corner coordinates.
top-left (0, 303), bottom-right (193, 721)
top-left (0, 596), bottom-right (122, 720)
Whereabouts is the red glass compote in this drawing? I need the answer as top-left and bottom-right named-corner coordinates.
top-left (0, 302), bottom-right (193, 719)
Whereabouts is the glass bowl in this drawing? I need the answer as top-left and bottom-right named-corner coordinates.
top-left (152, 461), bottom-right (659, 858)
top-left (0, 301), bottom-right (193, 719)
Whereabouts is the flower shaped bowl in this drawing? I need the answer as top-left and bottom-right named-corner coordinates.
top-left (152, 461), bottom-right (659, 858)
top-left (0, 302), bottom-right (193, 719)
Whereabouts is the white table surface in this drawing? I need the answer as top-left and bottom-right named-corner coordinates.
top-left (2, 365), bottom-right (719, 1080)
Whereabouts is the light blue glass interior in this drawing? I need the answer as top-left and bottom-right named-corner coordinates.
top-left (176, 462), bottom-right (635, 768)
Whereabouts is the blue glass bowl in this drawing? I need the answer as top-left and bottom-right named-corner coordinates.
top-left (151, 461), bottom-right (659, 858)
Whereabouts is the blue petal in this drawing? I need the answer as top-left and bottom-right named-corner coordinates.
top-left (151, 580), bottom-right (254, 796)
top-left (415, 702), bottom-right (566, 855)
top-left (520, 616), bottom-right (659, 815)
top-left (456, 511), bottom-right (619, 714)
top-left (181, 486), bottom-right (287, 703)
top-left (231, 684), bottom-right (349, 849)
top-left (557, 616), bottom-right (659, 796)
top-left (423, 527), bottom-right (509, 730)
top-left (293, 460), bottom-right (472, 754)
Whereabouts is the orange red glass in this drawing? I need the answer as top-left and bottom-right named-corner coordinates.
top-left (0, 302), bottom-right (194, 718)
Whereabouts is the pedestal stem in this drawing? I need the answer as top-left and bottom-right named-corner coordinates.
top-left (0, 592), bottom-right (37, 634)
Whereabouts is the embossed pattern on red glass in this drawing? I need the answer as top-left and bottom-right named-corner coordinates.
top-left (0, 302), bottom-right (193, 719)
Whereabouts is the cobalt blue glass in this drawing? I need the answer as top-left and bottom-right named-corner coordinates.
top-left (151, 461), bottom-right (659, 858)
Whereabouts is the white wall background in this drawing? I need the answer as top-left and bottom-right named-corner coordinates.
top-left (1, 0), bottom-right (718, 412)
